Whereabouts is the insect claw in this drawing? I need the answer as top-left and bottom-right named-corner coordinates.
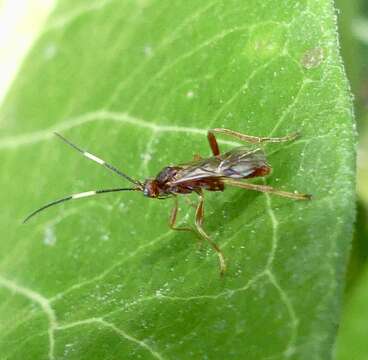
top-left (219, 255), bottom-right (227, 276)
top-left (294, 191), bottom-right (312, 200)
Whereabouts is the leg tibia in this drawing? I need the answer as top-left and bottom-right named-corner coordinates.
top-left (210, 128), bottom-right (299, 144)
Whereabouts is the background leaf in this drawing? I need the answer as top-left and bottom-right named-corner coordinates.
top-left (0, 1), bottom-right (355, 359)
top-left (334, 0), bottom-right (368, 357)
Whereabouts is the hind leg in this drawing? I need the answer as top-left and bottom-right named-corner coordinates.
top-left (209, 128), bottom-right (299, 145)
top-left (207, 131), bottom-right (221, 156)
top-left (223, 179), bottom-right (311, 200)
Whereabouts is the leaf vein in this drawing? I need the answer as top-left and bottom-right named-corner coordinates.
top-left (0, 110), bottom-right (240, 150)
top-left (0, 275), bottom-right (57, 360)
top-left (56, 318), bottom-right (164, 360)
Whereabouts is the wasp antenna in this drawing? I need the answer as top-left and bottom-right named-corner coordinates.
top-left (54, 132), bottom-right (142, 187)
top-left (23, 187), bottom-right (140, 224)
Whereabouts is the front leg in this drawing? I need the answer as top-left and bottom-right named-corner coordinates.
top-left (195, 190), bottom-right (226, 275)
top-left (169, 196), bottom-right (195, 233)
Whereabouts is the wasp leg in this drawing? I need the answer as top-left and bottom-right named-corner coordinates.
top-left (193, 153), bottom-right (202, 161)
top-left (207, 131), bottom-right (221, 156)
top-left (169, 196), bottom-right (195, 233)
top-left (209, 128), bottom-right (299, 144)
top-left (195, 191), bottom-right (226, 275)
top-left (223, 179), bottom-right (311, 200)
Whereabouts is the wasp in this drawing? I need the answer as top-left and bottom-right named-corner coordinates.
top-left (24, 128), bottom-right (311, 274)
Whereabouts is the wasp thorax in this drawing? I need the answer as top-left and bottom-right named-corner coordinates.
top-left (143, 179), bottom-right (160, 198)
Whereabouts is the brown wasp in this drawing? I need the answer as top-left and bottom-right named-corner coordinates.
top-left (24, 128), bottom-right (311, 274)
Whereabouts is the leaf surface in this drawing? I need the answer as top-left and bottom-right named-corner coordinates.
top-left (0, 1), bottom-right (355, 359)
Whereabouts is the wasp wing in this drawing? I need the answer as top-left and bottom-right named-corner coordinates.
top-left (218, 146), bottom-right (269, 178)
top-left (169, 146), bottom-right (269, 185)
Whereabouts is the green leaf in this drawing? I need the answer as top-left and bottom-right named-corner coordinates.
top-left (0, 1), bottom-right (355, 359)
top-left (335, 201), bottom-right (368, 360)
top-left (336, 265), bottom-right (368, 360)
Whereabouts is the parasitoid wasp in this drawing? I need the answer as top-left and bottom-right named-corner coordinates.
top-left (24, 128), bottom-right (311, 274)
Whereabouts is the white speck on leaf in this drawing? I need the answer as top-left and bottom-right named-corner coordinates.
top-left (44, 44), bottom-right (57, 60)
top-left (284, 346), bottom-right (297, 358)
top-left (140, 152), bottom-right (152, 163)
top-left (100, 233), bottom-right (110, 241)
top-left (301, 47), bottom-right (324, 69)
top-left (186, 90), bottom-right (194, 98)
top-left (143, 45), bottom-right (153, 57)
top-left (43, 226), bottom-right (56, 246)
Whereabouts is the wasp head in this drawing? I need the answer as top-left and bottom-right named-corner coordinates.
top-left (143, 179), bottom-right (160, 198)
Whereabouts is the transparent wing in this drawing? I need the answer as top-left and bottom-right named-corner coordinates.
top-left (218, 147), bottom-right (268, 178)
top-left (169, 146), bottom-right (268, 185)
top-left (168, 157), bottom-right (221, 184)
